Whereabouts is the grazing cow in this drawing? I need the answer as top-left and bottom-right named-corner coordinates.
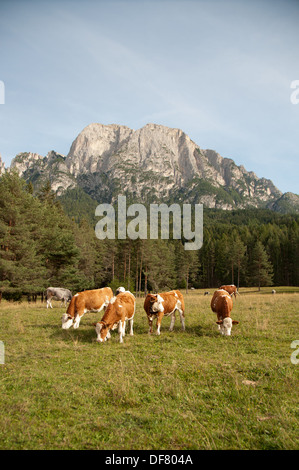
top-left (219, 284), bottom-right (239, 298)
top-left (204, 291), bottom-right (210, 296)
top-left (144, 290), bottom-right (185, 335)
top-left (95, 291), bottom-right (135, 343)
top-left (46, 287), bottom-right (72, 309)
top-left (62, 287), bottom-right (113, 329)
top-left (211, 289), bottom-right (239, 336)
top-left (272, 289), bottom-right (276, 294)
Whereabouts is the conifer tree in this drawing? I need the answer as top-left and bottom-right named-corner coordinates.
top-left (249, 240), bottom-right (273, 290)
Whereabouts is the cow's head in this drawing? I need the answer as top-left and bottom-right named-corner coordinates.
top-left (148, 294), bottom-right (164, 314)
top-left (95, 321), bottom-right (111, 343)
top-left (62, 313), bottom-right (74, 329)
top-left (216, 318), bottom-right (239, 336)
top-left (116, 286), bottom-right (125, 296)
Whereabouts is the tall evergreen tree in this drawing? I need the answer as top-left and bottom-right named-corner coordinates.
top-left (249, 240), bottom-right (273, 290)
top-left (0, 171), bottom-right (46, 296)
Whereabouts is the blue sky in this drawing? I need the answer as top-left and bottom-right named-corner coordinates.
top-left (0, 0), bottom-right (298, 194)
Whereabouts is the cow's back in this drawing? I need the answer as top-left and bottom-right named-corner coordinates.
top-left (211, 290), bottom-right (233, 317)
top-left (82, 287), bottom-right (113, 310)
top-left (101, 291), bottom-right (135, 325)
top-left (160, 290), bottom-right (184, 313)
top-left (67, 287), bottom-right (113, 315)
top-left (220, 285), bottom-right (237, 295)
top-left (116, 291), bottom-right (135, 316)
top-left (47, 287), bottom-right (71, 298)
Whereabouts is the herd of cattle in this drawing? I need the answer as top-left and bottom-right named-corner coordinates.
top-left (46, 283), bottom-right (241, 342)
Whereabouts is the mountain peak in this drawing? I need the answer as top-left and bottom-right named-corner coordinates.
top-left (7, 122), bottom-right (297, 212)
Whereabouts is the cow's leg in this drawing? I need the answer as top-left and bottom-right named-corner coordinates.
top-left (178, 309), bottom-right (185, 331)
top-left (119, 321), bottom-right (125, 343)
top-left (46, 298), bottom-right (52, 309)
top-left (148, 315), bottom-right (153, 334)
top-left (180, 311), bottom-right (185, 330)
top-left (73, 313), bottom-right (82, 329)
top-left (169, 312), bottom-right (176, 331)
top-left (156, 312), bottom-right (164, 335)
top-left (128, 318), bottom-right (134, 336)
top-left (118, 320), bottom-right (126, 337)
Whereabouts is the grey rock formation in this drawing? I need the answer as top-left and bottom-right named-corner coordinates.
top-left (8, 123), bottom-right (297, 212)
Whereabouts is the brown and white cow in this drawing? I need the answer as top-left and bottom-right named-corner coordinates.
top-left (219, 284), bottom-right (239, 298)
top-left (144, 290), bottom-right (185, 335)
top-left (211, 289), bottom-right (239, 336)
top-left (95, 290), bottom-right (135, 343)
top-left (61, 287), bottom-right (113, 329)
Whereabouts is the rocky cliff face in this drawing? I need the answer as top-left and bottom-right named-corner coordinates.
top-left (8, 122), bottom-right (297, 212)
top-left (11, 150), bottom-right (76, 195)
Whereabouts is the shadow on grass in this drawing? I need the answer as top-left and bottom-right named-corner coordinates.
top-left (32, 317), bottom-right (217, 344)
top-left (184, 324), bottom-right (217, 337)
top-left (44, 319), bottom-right (149, 344)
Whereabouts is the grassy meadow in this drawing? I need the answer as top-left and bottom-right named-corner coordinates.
top-left (0, 287), bottom-right (298, 450)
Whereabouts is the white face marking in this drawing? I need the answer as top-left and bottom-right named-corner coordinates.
top-left (62, 313), bottom-right (73, 329)
top-left (219, 317), bottom-right (233, 336)
top-left (110, 296), bottom-right (116, 304)
top-left (95, 322), bottom-right (103, 342)
top-left (151, 295), bottom-right (164, 313)
top-left (95, 322), bottom-right (110, 342)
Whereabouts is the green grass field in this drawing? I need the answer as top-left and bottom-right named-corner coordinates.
top-left (0, 287), bottom-right (298, 450)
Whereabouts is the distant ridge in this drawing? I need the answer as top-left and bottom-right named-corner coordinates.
top-left (5, 123), bottom-right (299, 214)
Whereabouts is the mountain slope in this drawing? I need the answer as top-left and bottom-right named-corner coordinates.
top-left (8, 123), bottom-right (298, 212)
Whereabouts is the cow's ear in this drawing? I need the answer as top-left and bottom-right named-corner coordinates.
top-left (232, 320), bottom-right (239, 325)
top-left (216, 320), bottom-right (223, 324)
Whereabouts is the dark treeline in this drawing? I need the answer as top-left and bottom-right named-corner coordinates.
top-left (0, 172), bottom-right (298, 301)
